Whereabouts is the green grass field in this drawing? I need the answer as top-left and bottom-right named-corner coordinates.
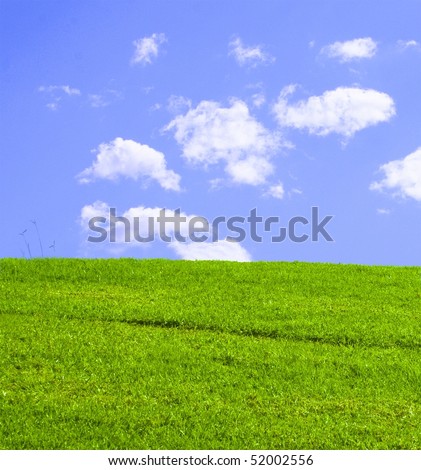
top-left (0, 258), bottom-right (420, 449)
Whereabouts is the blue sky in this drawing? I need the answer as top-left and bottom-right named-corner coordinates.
top-left (1, 0), bottom-right (420, 264)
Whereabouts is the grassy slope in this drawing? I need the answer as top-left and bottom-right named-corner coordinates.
top-left (0, 258), bottom-right (420, 449)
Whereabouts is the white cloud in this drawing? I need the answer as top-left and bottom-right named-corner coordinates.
top-left (397, 39), bottom-right (420, 50)
top-left (77, 137), bottom-right (181, 191)
top-left (88, 94), bottom-right (108, 108)
top-left (377, 208), bottom-right (391, 215)
top-left (131, 33), bottom-right (167, 65)
top-left (87, 89), bottom-right (122, 108)
top-left (61, 85), bottom-right (80, 95)
top-left (150, 103), bottom-right (162, 111)
top-left (251, 92), bottom-right (265, 108)
top-left (165, 99), bottom-right (282, 186)
top-left (265, 183), bottom-right (285, 200)
top-left (122, 206), bottom-right (205, 241)
top-left (142, 86), bottom-right (154, 94)
top-left (370, 147), bottom-right (421, 201)
top-left (80, 201), bottom-right (251, 261)
top-left (273, 85), bottom-right (395, 138)
top-left (225, 155), bottom-right (273, 186)
top-left (209, 178), bottom-right (224, 190)
top-left (321, 37), bottom-right (377, 62)
top-left (229, 36), bottom-right (274, 67)
top-left (39, 85), bottom-right (81, 110)
top-left (245, 83), bottom-right (266, 108)
top-left (80, 201), bottom-right (199, 243)
top-left (39, 85), bottom-right (81, 96)
top-left (226, 157), bottom-right (273, 186)
top-left (80, 200), bottom-right (110, 225)
top-left (46, 102), bottom-right (59, 111)
top-left (290, 188), bottom-right (303, 196)
top-left (81, 203), bottom-right (201, 249)
top-left (167, 95), bottom-right (192, 114)
top-left (171, 240), bottom-right (251, 262)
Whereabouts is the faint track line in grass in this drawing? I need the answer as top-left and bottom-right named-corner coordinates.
top-left (1, 308), bottom-right (419, 349)
top-left (1, 306), bottom-right (419, 350)
top-left (102, 317), bottom-right (421, 350)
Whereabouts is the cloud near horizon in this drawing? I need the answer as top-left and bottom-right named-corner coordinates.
top-left (80, 201), bottom-right (252, 261)
top-left (171, 240), bottom-right (252, 261)
top-left (80, 201), bottom-right (197, 241)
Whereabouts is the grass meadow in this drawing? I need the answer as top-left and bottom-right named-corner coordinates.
top-left (0, 258), bottom-right (420, 449)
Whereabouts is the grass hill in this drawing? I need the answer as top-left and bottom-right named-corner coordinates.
top-left (0, 258), bottom-right (420, 449)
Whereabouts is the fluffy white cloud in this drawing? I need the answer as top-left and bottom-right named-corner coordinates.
top-left (229, 36), bottom-right (274, 67)
top-left (77, 137), bottom-right (181, 191)
top-left (265, 183), bottom-right (285, 200)
top-left (370, 148), bottom-right (421, 201)
top-left (321, 37), bottom-right (377, 62)
top-left (273, 85), bottom-right (395, 138)
top-left (80, 200), bottom-right (110, 224)
top-left (131, 33), bottom-right (167, 65)
top-left (171, 240), bottom-right (251, 262)
top-left (80, 201), bottom-right (251, 261)
top-left (80, 201), bottom-right (198, 242)
top-left (165, 99), bottom-right (282, 186)
top-left (226, 157), bottom-right (273, 186)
